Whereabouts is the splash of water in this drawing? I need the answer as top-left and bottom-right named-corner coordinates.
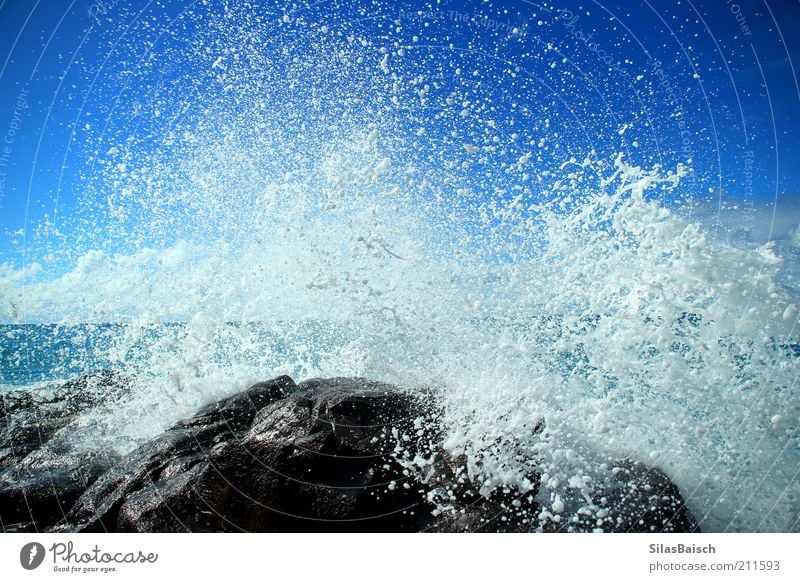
top-left (1, 2), bottom-right (798, 532)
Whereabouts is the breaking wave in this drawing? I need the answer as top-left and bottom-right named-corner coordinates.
top-left (1, 1), bottom-right (798, 532)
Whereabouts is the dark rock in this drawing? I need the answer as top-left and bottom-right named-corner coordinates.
top-left (0, 371), bottom-right (129, 532)
top-left (1, 370), bottom-right (130, 454)
top-left (57, 376), bottom-right (450, 532)
top-left (598, 460), bottom-right (699, 532)
top-left (536, 460), bottom-right (700, 533)
top-left (54, 375), bottom-right (698, 533)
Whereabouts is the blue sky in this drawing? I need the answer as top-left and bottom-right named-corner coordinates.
top-left (0, 0), bottom-right (799, 269)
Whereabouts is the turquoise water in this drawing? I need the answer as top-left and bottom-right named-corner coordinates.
top-left (0, 324), bottom-right (120, 386)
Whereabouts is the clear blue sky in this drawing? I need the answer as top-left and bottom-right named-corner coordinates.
top-left (0, 0), bottom-right (799, 269)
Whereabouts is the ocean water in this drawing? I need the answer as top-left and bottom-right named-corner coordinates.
top-left (1, 2), bottom-right (799, 533)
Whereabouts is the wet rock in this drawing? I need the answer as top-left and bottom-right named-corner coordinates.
top-left (535, 460), bottom-right (700, 533)
top-left (55, 375), bottom-right (698, 532)
top-left (57, 376), bottom-right (450, 532)
top-left (0, 371), bottom-right (129, 532)
top-left (597, 460), bottom-right (699, 532)
top-left (1, 370), bottom-right (130, 453)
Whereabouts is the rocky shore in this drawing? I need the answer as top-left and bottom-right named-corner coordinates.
top-left (1, 373), bottom-right (699, 532)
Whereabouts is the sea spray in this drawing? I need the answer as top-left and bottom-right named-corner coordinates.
top-left (4, 149), bottom-right (797, 531)
top-left (0, 1), bottom-right (797, 532)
